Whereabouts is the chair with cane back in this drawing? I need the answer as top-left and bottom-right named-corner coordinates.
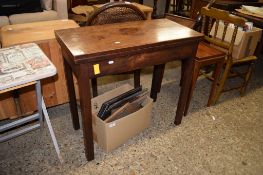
top-left (86, 1), bottom-right (146, 97)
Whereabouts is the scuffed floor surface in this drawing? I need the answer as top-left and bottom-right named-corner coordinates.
top-left (1, 59), bottom-right (263, 175)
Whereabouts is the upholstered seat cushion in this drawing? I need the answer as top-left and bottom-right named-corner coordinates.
top-left (0, 0), bottom-right (67, 28)
top-left (9, 10), bottom-right (58, 24)
top-left (0, 16), bottom-right (9, 27)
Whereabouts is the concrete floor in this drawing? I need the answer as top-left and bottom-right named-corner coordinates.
top-left (1, 58), bottom-right (263, 175)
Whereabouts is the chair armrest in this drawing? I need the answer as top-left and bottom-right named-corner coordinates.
top-left (53, 0), bottom-right (68, 19)
top-left (165, 13), bottom-right (196, 29)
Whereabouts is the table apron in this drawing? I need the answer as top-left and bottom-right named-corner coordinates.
top-left (87, 43), bottom-right (196, 78)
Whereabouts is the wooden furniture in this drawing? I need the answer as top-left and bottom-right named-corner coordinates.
top-left (68, 0), bottom-right (107, 9)
top-left (200, 7), bottom-right (258, 103)
top-left (55, 19), bottom-right (203, 161)
top-left (235, 11), bottom-right (263, 27)
top-left (165, 13), bottom-right (196, 28)
top-left (164, 13), bottom-right (225, 115)
top-left (204, 0), bottom-right (263, 11)
top-left (93, 2), bottom-right (153, 20)
top-left (69, 6), bottom-right (95, 24)
top-left (170, 0), bottom-right (176, 13)
top-left (190, 0), bottom-right (207, 19)
top-left (68, 1), bottom-right (147, 23)
top-left (0, 20), bottom-right (79, 120)
top-left (0, 43), bottom-right (62, 163)
top-left (184, 42), bottom-right (225, 114)
top-left (172, 0), bottom-right (192, 17)
top-left (165, 0), bottom-right (193, 16)
top-left (165, 7), bottom-right (259, 113)
top-left (87, 2), bottom-right (147, 97)
top-left (190, 0), bottom-right (263, 19)
top-left (190, 0), bottom-right (263, 56)
top-left (68, 0), bottom-right (143, 8)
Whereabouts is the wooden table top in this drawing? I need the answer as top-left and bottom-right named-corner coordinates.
top-left (202, 0), bottom-right (263, 11)
top-left (0, 20), bottom-right (79, 47)
top-left (235, 11), bottom-right (263, 29)
top-left (55, 19), bottom-right (203, 64)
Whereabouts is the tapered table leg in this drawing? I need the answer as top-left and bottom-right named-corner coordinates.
top-left (184, 61), bottom-right (200, 116)
top-left (63, 59), bottom-right (80, 130)
top-left (174, 57), bottom-right (194, 125)
top-left (78, 64), bottom-right (94, 161)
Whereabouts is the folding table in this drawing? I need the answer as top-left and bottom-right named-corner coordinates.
top-left (0, 43), bottom-right (62, 163)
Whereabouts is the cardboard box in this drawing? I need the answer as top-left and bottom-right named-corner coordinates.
top-left (91, 84), bottom-right (153, 152)
top-left (210, 22), bottom-right (262, 60)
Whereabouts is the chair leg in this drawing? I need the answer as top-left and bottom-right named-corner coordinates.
top-left (214, 61), bottom-right (232, 104)
top-left (91, 78), bottom-right (98, 97)
top-left (207, 60), bottom-right (224, 106)
top-left (240, 62), bottom-right (254, 95)
top-left (184, 61), bottom-right (200, 116)
top-left (133, 69), bottom-right (141, 88)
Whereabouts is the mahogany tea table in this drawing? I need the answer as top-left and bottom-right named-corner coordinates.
top-left (55, 19), bottom-right (203, 161)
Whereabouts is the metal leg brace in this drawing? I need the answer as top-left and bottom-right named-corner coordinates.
top-left (0, 81), bottom-right (63, 163)
top-left (41, 96), bottom-right (63, 163)
top-left (36, 80), bottom-right (63, 163)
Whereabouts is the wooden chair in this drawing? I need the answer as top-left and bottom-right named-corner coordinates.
top-left (201, 7), bottom-right (258, 104)
top-left (155, 9), bottom-right (225, 115)
top-left (165, 7), bottom-right (258, 115)
top-left (182, 7), bottom-right (227, 115)
top-left (86, 2), bottom-right (146, 97)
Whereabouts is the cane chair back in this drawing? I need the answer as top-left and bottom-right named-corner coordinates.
top-left (86, 2), bottom-right (146, 97)
top-left (87, 2), bottom-right (146, 26)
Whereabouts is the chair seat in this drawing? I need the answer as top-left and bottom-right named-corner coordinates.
top-left (196, 42), bottom-right (225, 60)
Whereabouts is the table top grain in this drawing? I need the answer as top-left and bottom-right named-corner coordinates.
top-left (55, 19), bottom-right (203, 63)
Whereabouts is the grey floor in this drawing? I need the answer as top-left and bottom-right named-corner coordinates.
top-left (1, 57), bottom-right (263, 175)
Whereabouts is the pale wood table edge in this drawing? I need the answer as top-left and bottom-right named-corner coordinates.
top-left (0, 20), bottom-right (79, 47)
